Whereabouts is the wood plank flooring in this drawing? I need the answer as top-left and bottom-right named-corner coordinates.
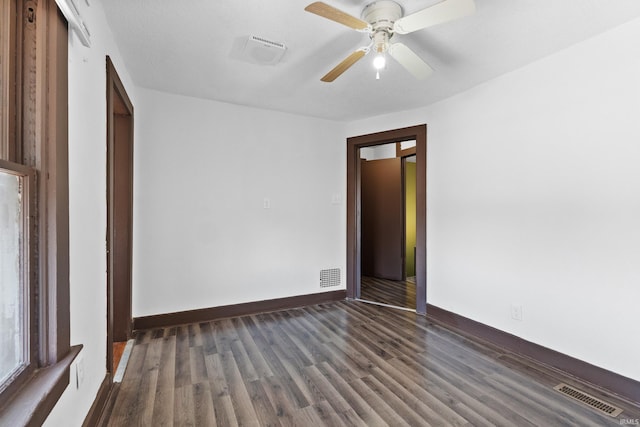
top-left (106, 301), bottom-right (640, 426)
top-left (361, 276), bottom-right (416, 309)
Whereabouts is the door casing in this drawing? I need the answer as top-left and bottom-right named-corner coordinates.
top-left (106, 56), bottom-right (134, 373)
top-left (347, 125), bottom-right (427, 314)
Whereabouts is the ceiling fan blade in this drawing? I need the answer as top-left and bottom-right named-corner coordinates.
top-left (321, 49), bottom-right (367, 82)
top-left (393, 0), bottom-right (475, 34)
top-left (388, 43), bottom-right (433, 80)
top-left (305, 2), bottom-right (370, 31)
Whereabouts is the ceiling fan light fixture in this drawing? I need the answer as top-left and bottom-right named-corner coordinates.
top-left (373, 54), bottom-right (386, 70)
top-left (305, 0), bottom-right (475, 82)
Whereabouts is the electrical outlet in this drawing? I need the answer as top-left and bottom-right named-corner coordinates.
top-left (75, 355), bottom-right (85, 388)
top-left (263, 198), bottom-right (271, 209)
top-left (510, 305), bottom-right (523, 321)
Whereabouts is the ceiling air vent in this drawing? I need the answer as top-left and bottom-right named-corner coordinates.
top-left (553, 383), bottom-right (623, 417)
top-left (240, 35), bottom-right (287, 65)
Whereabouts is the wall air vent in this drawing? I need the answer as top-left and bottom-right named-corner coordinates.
top-left (553, 383), bottom-right (622, 417)
top-left (240, 35), bottom-right (287, 65)
top-left (320, 269), bottom-right (340, 288)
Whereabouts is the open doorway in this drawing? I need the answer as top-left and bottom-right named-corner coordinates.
top-left (347, 125), bottom-right (426, 314)
top-left (106, 57), bottom-right (134, 377)
top-left (359, 142), bottom-right (416, 310)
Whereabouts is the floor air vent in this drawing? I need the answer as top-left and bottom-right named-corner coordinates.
top-left (553, 383), bottom-right (622, 417)
top-left (320, 269), bottom-right (340, 288)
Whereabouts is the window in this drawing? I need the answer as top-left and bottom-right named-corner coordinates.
top-left (0, 161), bottom-right (34, 393)
top-left (0, 170), bottom-right (25, 384)
top-left (0, 0), bottom-right (78, 424)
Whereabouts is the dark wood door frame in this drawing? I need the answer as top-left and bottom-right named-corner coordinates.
top-left (347, 124), bottom-right (427, 315)
top-left (106, 56), bottom-right (134, 374)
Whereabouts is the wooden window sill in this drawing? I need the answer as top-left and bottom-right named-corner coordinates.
top-left (0, 345), bottom-right (83, 427)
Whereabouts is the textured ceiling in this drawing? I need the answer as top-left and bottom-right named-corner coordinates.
top-left (101, 0), bottom-right (640, 121)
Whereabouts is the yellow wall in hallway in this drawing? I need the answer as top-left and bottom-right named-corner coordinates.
top-left (405, 161), bottom-right (416, 277)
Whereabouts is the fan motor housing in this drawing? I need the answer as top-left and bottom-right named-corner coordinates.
top-left (362, 0), bottom-right (403, 30)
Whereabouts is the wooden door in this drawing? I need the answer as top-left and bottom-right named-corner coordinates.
top-left (361, 157), bottom-right (404, 280)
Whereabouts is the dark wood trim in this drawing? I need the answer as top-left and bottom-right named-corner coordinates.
top-left (133, 290), bottom-right (347, 331)
top-left (415, 129), bottom-right (426, 314)
top-left (18, 0), bottom-right (71, 367)
top-left (81, 374), bottom-right (112, 427)
top-left (401, 156), bottom-right (407, 280)
top-left (106, 57), bottom-right (134, 113)
top-left (427, 304), bottom-right (640, 405)
top-left (42, 0), bottom-right (70, 364)
top-left (347, 125), bottom-right (427, 314)
top-left (106, 56), bottom-right (134, 375)
top-left (96, 382), bottom-right (120, 427)
top-left (0, 0), bottom-right (18, 160)
top-left (0, 345), bottom-right (81, 427)
top-left (346, 141), bottom-right (359, 299)
top-left (1, 0), bottom-right (72, 423)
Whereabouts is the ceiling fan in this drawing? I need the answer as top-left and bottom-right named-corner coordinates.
top-left (304, 0), bottom-right (475, 82)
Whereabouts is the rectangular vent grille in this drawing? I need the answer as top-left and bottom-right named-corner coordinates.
top-left (320, 269), bottom-right (340, 288)
top-left (250, 35), bottom-right (285, 50)
top-left (553, 383), bottom-right (622, 417)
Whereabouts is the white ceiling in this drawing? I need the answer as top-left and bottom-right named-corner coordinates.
top-left (101, 0), bottom-right (640, 121)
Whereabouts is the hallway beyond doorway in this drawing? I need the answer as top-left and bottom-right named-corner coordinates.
top-left (360, 276), bottom-right (416, 310)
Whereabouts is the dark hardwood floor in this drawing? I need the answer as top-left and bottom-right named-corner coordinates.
top-left (361, 276), bottom-right (416, 310)
top-left (106, 300), bottom-right (639, 426)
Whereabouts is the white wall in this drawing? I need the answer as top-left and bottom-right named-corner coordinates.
top-left (44, 1), bottom-right (137, 425)
top-left (133, 89), bottom-right (347, 317)
top-left (360, 143), bottom-right (396, 160)
top-left (347, 18), bottom-right (640, 381)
